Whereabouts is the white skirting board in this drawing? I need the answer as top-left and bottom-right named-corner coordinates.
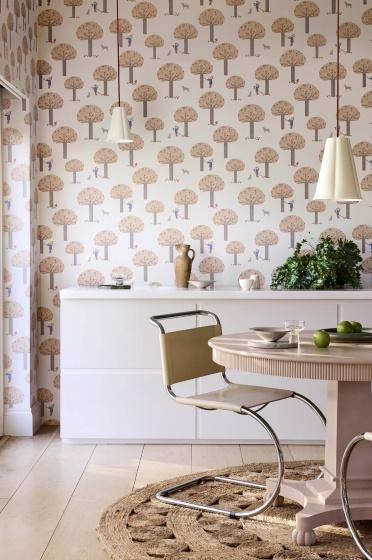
top-left (4, 402), bottom-right (42, 436)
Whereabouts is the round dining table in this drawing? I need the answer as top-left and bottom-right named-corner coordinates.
top-left (208, 331), bottom-right (372, 547)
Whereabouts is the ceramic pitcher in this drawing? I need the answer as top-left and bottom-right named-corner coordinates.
top-left (174, 244), bottom-right (195, 288)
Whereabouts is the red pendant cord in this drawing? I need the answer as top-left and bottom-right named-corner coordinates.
top-left (116, 0), bottom-right (121, 106)
top-left (337, 0), bottom-right (340, 137)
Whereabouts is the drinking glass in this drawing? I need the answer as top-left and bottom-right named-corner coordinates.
top-left (112, 274), bottom-right (126, 287)
top-left (283, 320), bottom-right (305, 345)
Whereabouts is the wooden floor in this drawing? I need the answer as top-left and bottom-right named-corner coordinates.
top-left (0, 426), bottom-right (325, 560)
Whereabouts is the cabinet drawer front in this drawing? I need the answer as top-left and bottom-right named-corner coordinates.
top-left (61, 300), bottom-right (196, 369)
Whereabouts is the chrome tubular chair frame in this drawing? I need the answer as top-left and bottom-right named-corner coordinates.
top-left (341, 433), bottom-right (372, 560)
top-left (149, 309), bottom-right (326, 518)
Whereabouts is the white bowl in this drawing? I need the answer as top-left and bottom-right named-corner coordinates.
top-left (188, 280), bottom-right (215, 289)
top-left (239, 278), bottom-right (254, 291)
top-left (250, 327), bottom-right (287, 343)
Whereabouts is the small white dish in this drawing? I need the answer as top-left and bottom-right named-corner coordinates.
top-left (239, 278), bottom-right (254, 291)
top-left (250, 327), bottom-right (287, 343)
top-left (188, 280), bottom-right (215, 289)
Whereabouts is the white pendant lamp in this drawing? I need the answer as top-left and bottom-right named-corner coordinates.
top-left (313, 0), bottom-right (362, 202)
top-left (106, 0), bottom-right (133, 143)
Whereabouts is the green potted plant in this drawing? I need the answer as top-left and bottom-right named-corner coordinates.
top-left (271, 235), bottom-right (363, 290)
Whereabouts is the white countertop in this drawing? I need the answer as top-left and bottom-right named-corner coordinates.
top-left (60, 286), bottom-right (372, 300)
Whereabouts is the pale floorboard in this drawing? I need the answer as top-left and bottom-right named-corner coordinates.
top-left (134, 444), bottom-right (191, 490)
top-left (288, 444), bottom-right (325, 461)
top-left (240, 444), bottom-right (294, 464)
top-left (192, 444), bottom-right (243, 472)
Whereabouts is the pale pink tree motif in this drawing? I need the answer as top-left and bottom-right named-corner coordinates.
top-left (190, 225), bottom-right (213, 254)
top-left (77, 105), bottom-right (104, 139)
top-left (37, 143), bottom-right (52, 172)
top-left (352, 225), bottom-right (372, 253)
top-left (361, 175), bottom-right (372, 192)
top-left (338, 105), bottom-right (360, 136)
top-left (238, 187), bottom-right (265, 221)
top-left (51, 43), bottom-right (76, 76)
top-left (336, 200), bottom-right (358, 220)
top-left (294, 166), bottom-right (319, 199)
top-left (119, 134), bottom-right (144, 168)
top-left (226, 159), bottom-right (245, 183)
top-left (306, 200), bottom-right (326, 224)
top-left (53, 374), bottom-right (60, 389)
top-left (271, 18), bottom-right (294, 47)
top-left (238, 104), bottom-right (265, 139)
top-left (226, 241), bottom-right (245, 265)
top-left (157, 63), bottom-right (184, 98)
top-left (353, 142), bottom-right (372, 171)
top-left (213, 126), bottom-right (238, 158)
top-left (93, 65), bottom-right (117, 96)
top-left (5, 386), bottom-right (24, 408)
top-left (279, 215), bottom-right (306, 248)
top-left (362, 91), bottom-right (372, 110)
top-left (199, 256), bottom-right (224, 281)
top-left (38, 92), bottom-right (63, 126)
top-left (119, 51), bottom-right (144, 84)
top-left (174, 107), bottom-right (198, 137)
top-left (294, 1), bottom-right (320, 34)
top-left (111, 267), bottom-right (133, 283)
top-left (65, 159), bottom-right (84, 183)
top-left (294, 84), bottom-right (319, 116)
top-left (199, 174), bottom-right (224, 208)
top-left (213, 43), bottom-right (238, 76)
top-left (119, 216), bottom-right (144, 249)
top-left (280, 50), bottom-right (306, 83)
top-left (254, 65), bottom-right (279, 96)
top-left (110, 184), bottom-right (133, 213)
top-left (254, 230), bottom-right (279, 261)
top-left (174, 189), bottom-right (198, 220)
top-left (38, 388), bottom-right (54, 416)
top-left (271, 183), bottom-right (294, 212)
top-left (64, 0), bottom-right (83, 18)
top-left (12, 336), bottom-right (30, 370)
top-left (65, 76), bottom-right (84, 101)
top-left (77, 187), bottom-right (104, 221)
top-left (145, 200), bottom-right (165, 225)
top-left (238, 21), bottom-right (265, 56)
top-left (37, 59), bottom-right (52, 90)
top-left (52, 126), bottom-right (77, 159)
top-left (362, 257), bottom-right (372, 287)
top-left (319, 62), bottom-right (347, 97)
top-left (145, 118), bottom-right (164, 142)
top-left (198, 9), bottom-right (225, 43)
top-left (174, 23), bottom-right (198, 54)
top-left (191, 143), bottom-right (213, 171)
top-left (226, 0), bottom-right (246, 18)
top-left (158, 229), bottom-right (185, 263)
top-left (4, 301), bottom-right (24, 335)
top-left (65, 241), bottom-right (84, 266)
top-left (271, 101), bottom-right (294, 130)
top-left (319, 228), bottom-right (346, 244)
top-left (4, 215), bottom-right (23, 249)
top-left (4, 354), bottom-right (12, 371)
top-left (132, 167), bottom-right (158, 199)
top-left (339, 22), bottom-right (361, 53)
top-left (145, 35), bottom-right (164, 59)
top-left (94, 147), bottom-right (118, 178)
top-left (132, 86), bottom-right (158, 119)
top-left (11, 164), bottom-right (30, 197)
top-left (280, 133), bottom-right (306, 166)
top-left (213, 208), bottom-right (238, 241)
top-left (40, 338), bottom-right (60, 371)
top-left (190, 59), bottom-right (213, 89)
top-left (198, 91), bottom-right (224, 125)
top-left (37, 9), bottom-right (63, 43)
top-left (53, 293), bottom-right (60, 308)
top-left (307, 117), bottom-right (326, 142)
top-left (37, 225), bottom-right (52, 254)
top-left (94, 230), bottom-right (118, 260)
top-left (12, 251), bottom-right (30, 284)
top-left (362, 8), bottom-right (372, 25)
top-left (76, 22), bottom-right (103, 57)
top-left (157, 146), bottom-right (185, 181)
top-left (78, 269), bottom-right (105, 286)
top-left (239, 269), bottom-right (265, 288)
top-left (38, 307), bottom-right (53, 336)
top-left (38, 174), bottom-right (64, 208)
top-left (254, 147), bottom-right (279, 178)
top-left (307, 34), bottom-right (327, 59)
top-left (132, 2), bottom-right (157, 34)
top-left (3, 127), bottom-right (23, 162)
top-left (4, 269), bottom-right (12, 284)
top-left (39, 257), bottom-right (64, 289)
top-left (133, 250), bottom-right (158, 281)
top-left (109, 18), bottom-right (132, 48)
top-left (226, 76), bottom-right (245, 101)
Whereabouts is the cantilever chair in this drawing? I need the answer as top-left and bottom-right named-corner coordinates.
top-left (149, 309), bottom-right (326, 519)
top-left (341, 433), bottom-right (372, 560)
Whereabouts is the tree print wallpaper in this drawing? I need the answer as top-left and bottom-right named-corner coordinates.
top-left (2, 0), bottom-right (372, 426)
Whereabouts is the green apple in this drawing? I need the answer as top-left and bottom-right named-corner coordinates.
top-left (337, 321), bottom-right (354, 334)
top-left (313, 330), bottom-right (331, 348)
top-left (350, 321), bottom-right (362, 333)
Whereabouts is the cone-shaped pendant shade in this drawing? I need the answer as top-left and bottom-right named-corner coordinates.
top-left (313, 137), bottom-right (362, 201)
top-left (107, 107), bottom-right (133, 143)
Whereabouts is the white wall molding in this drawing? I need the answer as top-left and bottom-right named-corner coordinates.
top-left (4, 402), bottom-right (41, 436)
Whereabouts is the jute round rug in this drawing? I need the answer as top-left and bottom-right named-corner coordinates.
top-left (97, 460), bottom-right (372, 560)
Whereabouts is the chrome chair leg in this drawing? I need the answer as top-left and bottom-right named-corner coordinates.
top-left (156, 407), bottom-right (285, 519)
top-left (341, 433), bottom-right (372, 560)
